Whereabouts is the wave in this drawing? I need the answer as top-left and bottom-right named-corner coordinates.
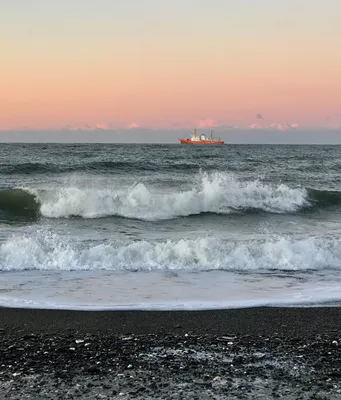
top-left (0, 162), bottom-right (60, 175)
top-left (307, 188), bottom-right (341, 208)
top-left (1, 172), bottom-right (341, 222)
top-left (0, 172), bottom-right (308, 221)
top-left (0, 160), bottom-right (199, 175)
top-left (0, 189), bottom-right (40, 221)
top-left (1, 230), bottom-right (341, 272)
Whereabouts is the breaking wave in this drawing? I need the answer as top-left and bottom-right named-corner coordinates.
top-left (0, 172), bottom-right (312, 221)
top-left (1, 172), bottom-right (341, 222)
top-left (0, 189), bottom-right (40, 221)
top-left (1, 230), bottom-right (341, 272)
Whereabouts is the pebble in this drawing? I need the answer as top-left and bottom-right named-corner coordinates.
top-left (1, 331), bottom-right (341, 399)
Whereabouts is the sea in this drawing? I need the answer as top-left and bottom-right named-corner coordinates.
top-left (1, 142), bottom-right (341, 310)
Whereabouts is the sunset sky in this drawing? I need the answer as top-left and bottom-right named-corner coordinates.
top-left (1, 0), bottom-right (341, 131)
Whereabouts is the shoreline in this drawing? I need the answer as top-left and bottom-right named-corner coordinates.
top-left (2, 306), bottom-right (341, 336)
top-left (2, 306), bottom-right (341, 398)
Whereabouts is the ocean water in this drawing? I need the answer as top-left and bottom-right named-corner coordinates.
top-left (1, 142), bottom-right (341, 310)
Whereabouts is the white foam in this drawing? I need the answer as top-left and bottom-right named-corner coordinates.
top-left (1, 229), bottom-right (341, 272)
top-left (2, 270), bottom-right (341, 310)
top-left (25, 172), bottom-right (308, 220)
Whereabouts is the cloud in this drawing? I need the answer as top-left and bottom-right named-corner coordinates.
top-left (65, 123), bottom-right (113, 131)
top-left (63, 124), bottom-right (82, 131)
top-left (243, 122), bottom-right (299, 131)
top-left (269, 123), bottom-right (286, 131)
top-left (95, 123), bottom-right (110, 130)
top-left (198, 118), bottom-right (216, 128)
top-left (256, 113), bottom-right (263, 120)
top-left (126, 122), bottom-right (140, 129)
top-left (270, 122), bottom-right (298, 131)
top-left (248, 123), bottom-right (262, 129)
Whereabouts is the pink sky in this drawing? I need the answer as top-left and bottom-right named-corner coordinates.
top-left (1, 1), bottom-right (341, 130)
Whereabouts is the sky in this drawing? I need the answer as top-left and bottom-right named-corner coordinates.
top-left (1, 0), bottom-right (341, 138)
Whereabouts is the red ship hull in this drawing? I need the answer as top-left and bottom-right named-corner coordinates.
top-left (179, 139), bottom-right (224, 145)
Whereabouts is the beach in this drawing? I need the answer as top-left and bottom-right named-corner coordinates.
top-left (2, 307), bottom-right (341, 399)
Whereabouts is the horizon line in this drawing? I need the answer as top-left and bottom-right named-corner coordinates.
top-left (1, 126), bottom-right (341, 132)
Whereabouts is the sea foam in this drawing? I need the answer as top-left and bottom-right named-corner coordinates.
top-left (25, 172), bottom-right (307, 220)
top-left (1, 229), bottom-right (340, 272)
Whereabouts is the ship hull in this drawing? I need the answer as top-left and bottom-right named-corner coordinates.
top-left (179, 139), bottom-right (224, 145)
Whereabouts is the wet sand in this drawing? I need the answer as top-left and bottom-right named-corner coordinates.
top-left (1, 307), bottom-right (341, 399)
top-left (2, 306), bottom-right (341, 336)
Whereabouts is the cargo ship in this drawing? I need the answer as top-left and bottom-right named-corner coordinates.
top-left (179, 129), bottom-right (224, 145)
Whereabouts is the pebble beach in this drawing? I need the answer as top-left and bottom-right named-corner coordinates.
top-left (1, 307), bottom-right (341, 399)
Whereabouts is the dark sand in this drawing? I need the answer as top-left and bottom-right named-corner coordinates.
top-left (2, 306), bottom-right (341, 335)
top-left (1, 307), bottom-right (341, 399)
